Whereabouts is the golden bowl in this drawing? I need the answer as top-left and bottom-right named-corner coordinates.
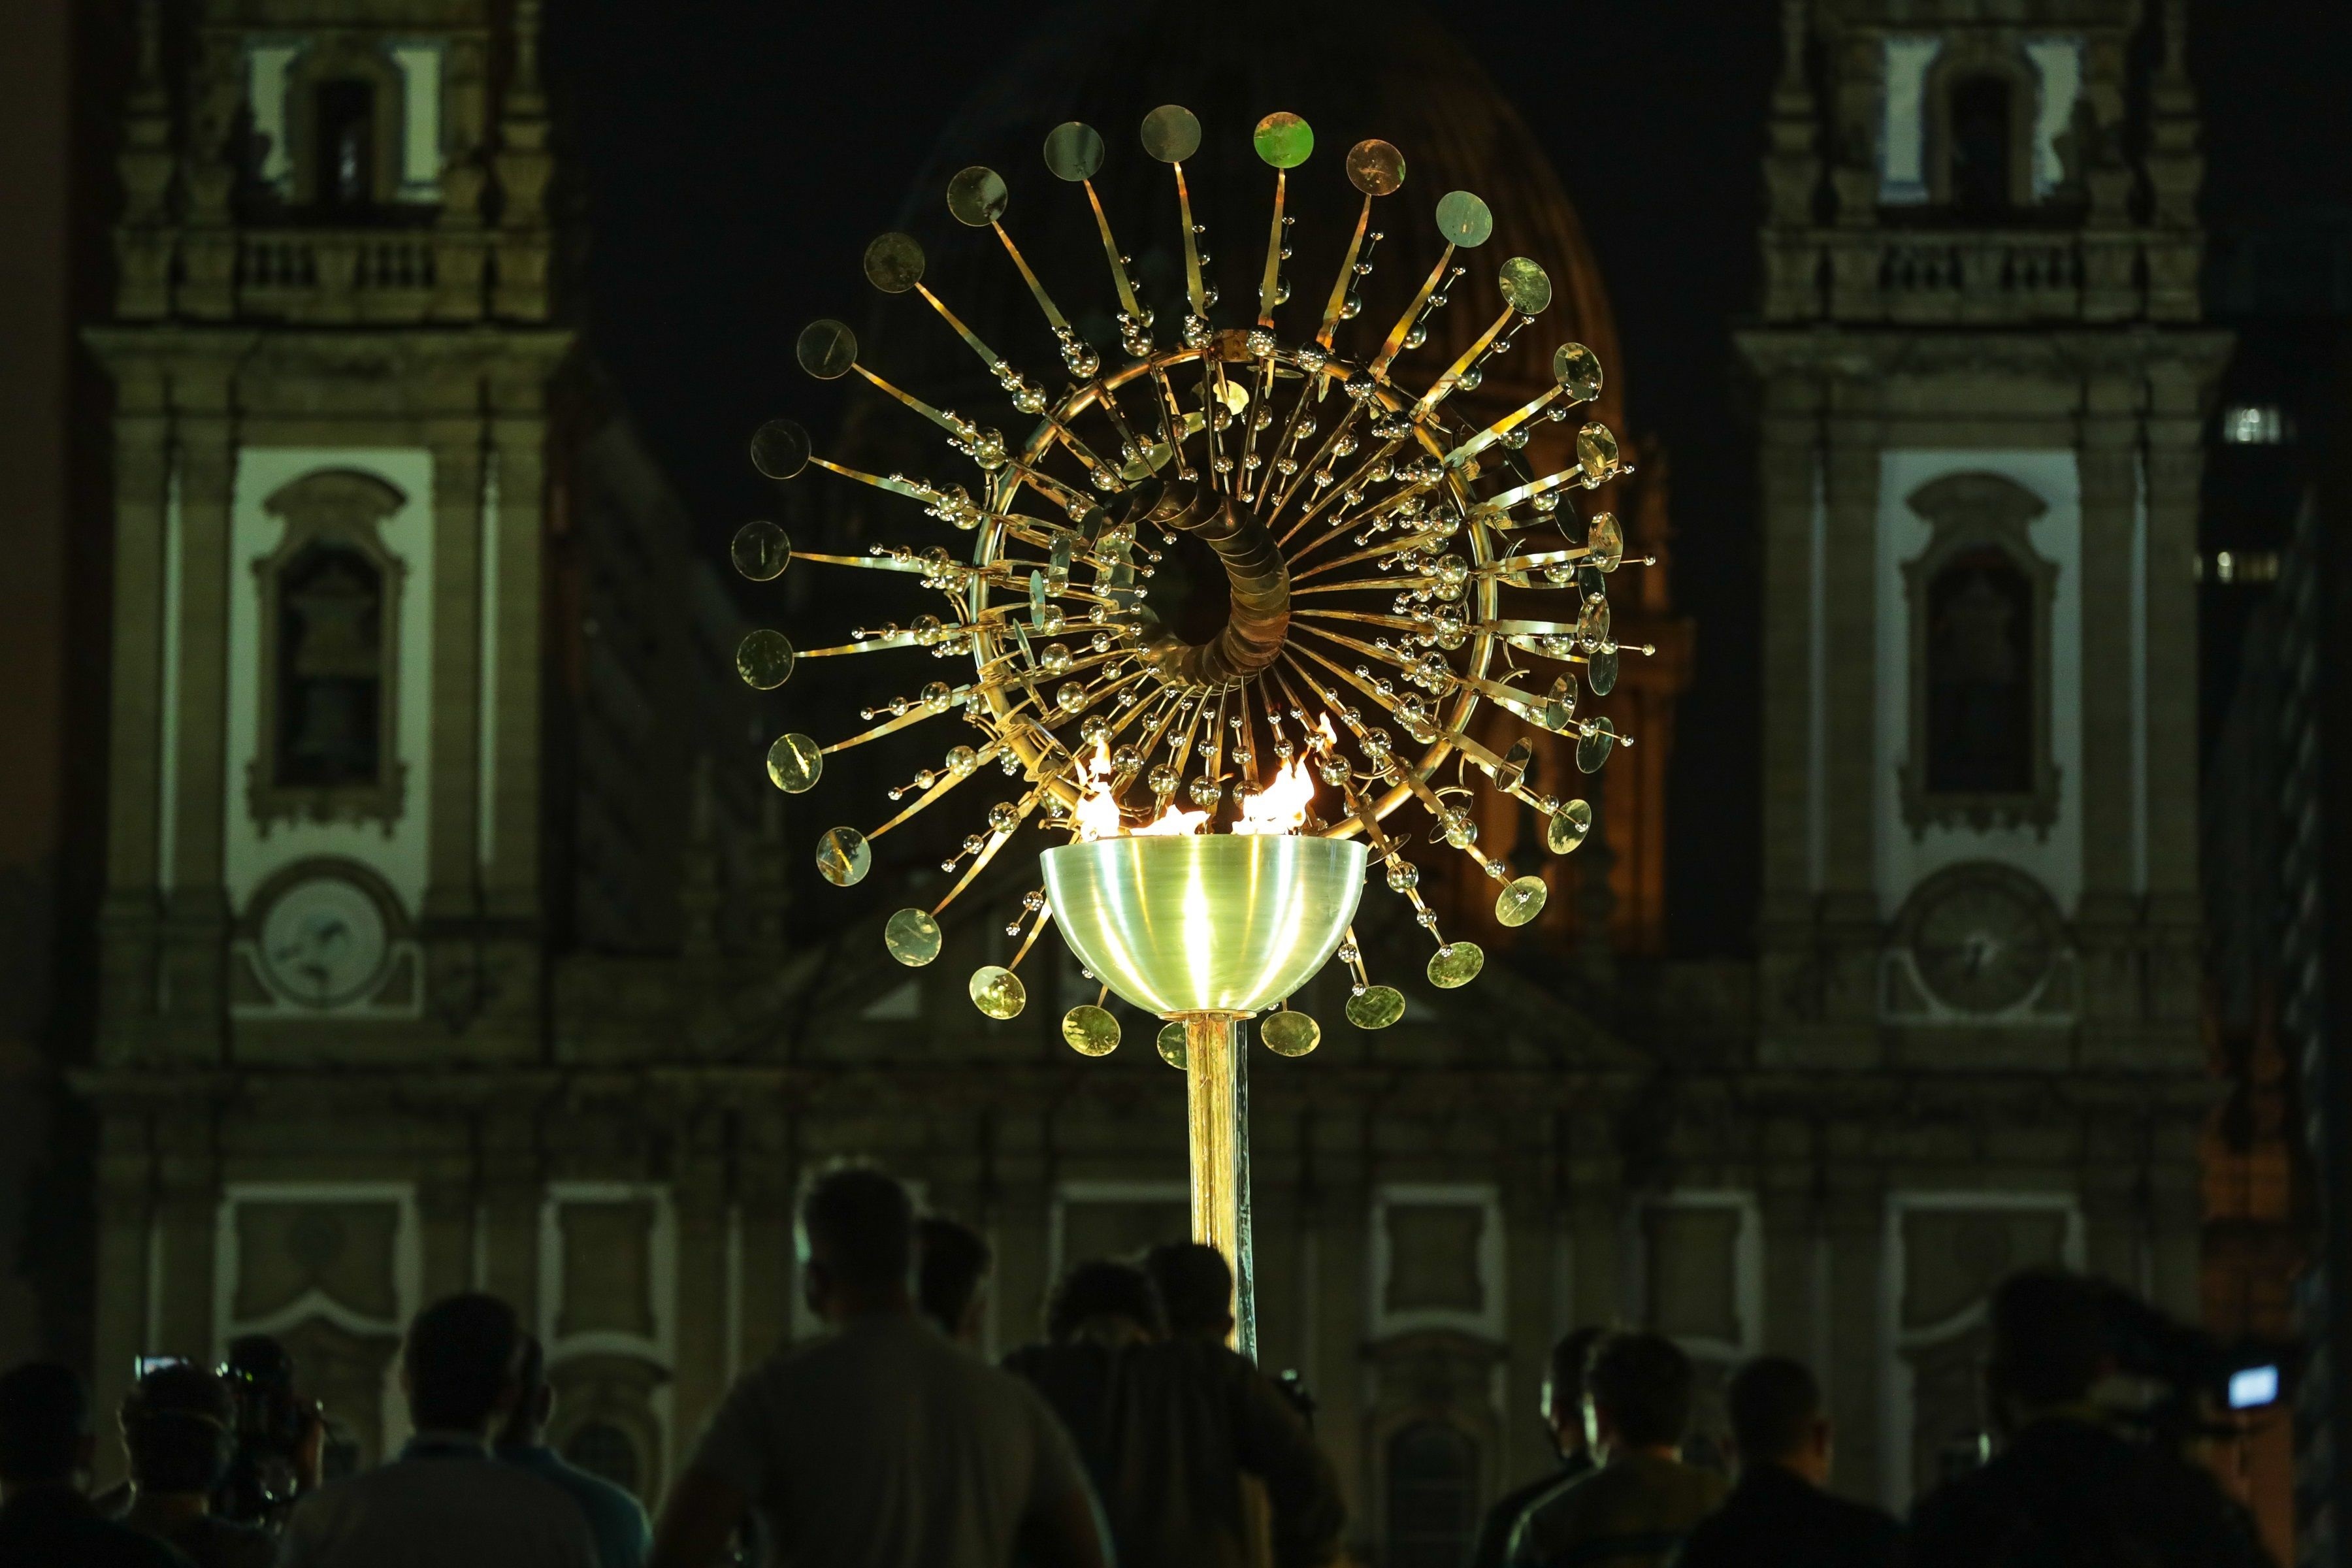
top-left (1040, 834), bottom-right (1369, 1017)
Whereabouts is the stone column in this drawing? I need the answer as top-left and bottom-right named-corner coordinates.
top-left (2075, 398), bottom-right (2146, 1067)
top-left (422, 420), bottom-right (485, 921)
top-left (1821, 1175), bottom-right (1887, 1507)
top-left (2140, 380), bottom-right (2210, 1062)
top-left (160, 400), bottom-right (239, 1056)
top-left (98, 373), bottom-right (172, 1053)
top-left (483, 407), bottom-right (546, 924)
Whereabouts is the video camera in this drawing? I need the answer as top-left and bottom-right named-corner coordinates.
top-left (213, 1334), bottom-right (314, 1526)
top-left (2089, 1281), bottom-right (2295, 1446)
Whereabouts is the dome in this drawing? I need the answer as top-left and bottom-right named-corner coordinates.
top-left (843, 0), bottom-right (1625, 482)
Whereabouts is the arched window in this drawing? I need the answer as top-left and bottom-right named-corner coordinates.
top-left (1386, 1420), bottom-right (1479, 1568)
top-left (564, 1420), bottom-right (642, 1495)
top-left (252, 469), bottom-right (408, 828)
top-left (274, 542), bottom-right (385, 789)
top-left (314, 78), bottom-right (378, 208)
top-left (1946, 73), bottom-right (2014, 217)
top-left (1900, 474), bottom-right (2059, 834)
top-left (1924, 548), bottom-right (2033, 794)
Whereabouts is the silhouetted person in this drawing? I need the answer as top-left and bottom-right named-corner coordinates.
top-left (651, 1168), bottom-right (1111, 1568)
top-left (497, 1334), bottom-right (651, 1568)
top-left (0, 1360), bottom-right (189, 1567)
top-left (112, 1364), bottom-right (272, 1568)
top-left (918, 1216), bottom-right (994, 1347)
top-left (1508, 1331), bottom-right (1725, 1568)
top-left (1907, 1269), bottom-right (2270, 1568)
top-left (1467, 1327), bottom-right (1603, 1568)
top-left (1145, 1241), bottom-right (1237, 1343)
top-left (1669, 1355), bottom-right (1900, 1568)
top-left (278, 1294), bottom-right (597, 1568)
top-left (1006, 1258), bottom-right (1345, 1568)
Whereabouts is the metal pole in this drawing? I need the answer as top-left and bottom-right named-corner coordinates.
top-left (1183, 1013), bottom-right (1254, 1355)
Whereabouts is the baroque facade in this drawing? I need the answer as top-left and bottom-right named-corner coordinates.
top-left (69, 1), bottom-right (2231, 1563)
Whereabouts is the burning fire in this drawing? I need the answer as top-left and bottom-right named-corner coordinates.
top-left (1231, 754), bottom-right (1316, 836)
top-left (1070, 739), bottom-right (1318, 840)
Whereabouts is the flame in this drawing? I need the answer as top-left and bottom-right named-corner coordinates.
top-left (1232, 753), bottom-right (1317, 836)
top-left (1073, 740), bottom-right (1125, 841)
top-left (1132, 803), bottom-right (1211, 836)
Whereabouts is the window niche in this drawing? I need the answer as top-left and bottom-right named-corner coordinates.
top-left (249, 470), bottom-right (408, 830)
top-left (1925, 49), bottom-right (2036, 216)
top-left (1385, 1420), bottom-right (1481, 1568)
top-left (284, 41), bottom-right (404, 212)
top-left (1899, 474), bottom-right (2060, 836)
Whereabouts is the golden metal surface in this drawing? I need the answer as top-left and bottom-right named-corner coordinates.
top-left (1041, 835), bottom-right (1367, 1016)
top-left (1183, 1013), bottom-right (1243, 1312)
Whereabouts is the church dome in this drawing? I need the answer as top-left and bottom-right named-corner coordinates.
top-left (849, 0), bottom-right (1624, 475)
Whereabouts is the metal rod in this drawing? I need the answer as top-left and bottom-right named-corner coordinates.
top-left (1183, 1013), bottom-right (1253, 1354)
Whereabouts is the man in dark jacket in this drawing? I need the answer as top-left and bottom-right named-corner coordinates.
top-left (1007, 1258), bottom-right (1345, 1568)
top-left (0, 1361), bottom-right (190, 1568)
top-left (1907, 1269), bottom-right (2270, 1568)
top-left (1467, 1327), bottom-right (1603, 1568)
top-left (1507, 1332), bottom-right (1725, 1568)
top-left (1670, 1355), bottom-right (1901, 1568)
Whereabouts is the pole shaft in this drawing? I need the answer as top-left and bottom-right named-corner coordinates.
top-left (1184, 1014), bottom-right (1251, 1352)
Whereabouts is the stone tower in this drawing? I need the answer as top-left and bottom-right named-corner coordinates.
top-left (82, 0), bottom-right (569, 1463)
top-left (1737, 0), bottom-right (2230, 1508)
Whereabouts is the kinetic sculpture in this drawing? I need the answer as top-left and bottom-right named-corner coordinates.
top-left (735, 108), bottom-right (1646, 1343)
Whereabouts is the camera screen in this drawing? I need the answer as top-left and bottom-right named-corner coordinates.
top-left (2229, 1364), bottom-right (2280, 1410)
top-left (132, 1355), bottom-right (187, 1378)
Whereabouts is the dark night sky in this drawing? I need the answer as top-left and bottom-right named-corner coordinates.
top-left (547, 1), bottom-right (2349, 959)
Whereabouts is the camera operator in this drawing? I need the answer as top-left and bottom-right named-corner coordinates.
top-left (113, 1362), bottom-right (274, 1568)
top-left (212, 1336), bottom-right (323, 1533)
top-left (1907, 1268), bottom-right (2271, 1568)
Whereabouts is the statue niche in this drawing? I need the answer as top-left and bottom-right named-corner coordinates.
top-left (1899, 474), bottom-right (2060, 835)
top-left (250, 470), bottom-right (408, 829)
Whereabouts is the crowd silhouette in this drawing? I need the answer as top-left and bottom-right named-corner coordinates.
top-left (0, 1166), bottom-right (2276, 1567)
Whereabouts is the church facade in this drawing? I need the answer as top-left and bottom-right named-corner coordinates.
top-left (68, 1), bottom-right (2234, 1563)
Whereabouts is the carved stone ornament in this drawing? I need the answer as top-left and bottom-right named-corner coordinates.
top-left (248, 468), bottom-right (410, 830)
top-left (1898, 472), bottom-right (2061, 837)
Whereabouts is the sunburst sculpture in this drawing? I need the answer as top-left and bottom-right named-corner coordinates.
top-left (736, 105), bottom-right (1646, 1059)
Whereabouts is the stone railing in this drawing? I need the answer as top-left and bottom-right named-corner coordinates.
top-left (1765, 227), bottom-right (2202, 325)
top-left (116, 226), bottom-right (551, 324)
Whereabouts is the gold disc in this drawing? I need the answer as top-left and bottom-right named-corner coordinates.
top-left (969, 964), bottom-right (1026, 1019)
top-left (945, 165), bottom-right (1008, 226)
top-left (1588, 512), bottom-right (1625, 571)
top-left (1154, 1020), bottom-right (1187, 1068)
top-left (1139, 105), bottom-right (1201, 163)
top-left (1427, 941), bottom-right (1484, 989)
top-left (1495, 874), bottom-right (1548, 928)
top-left (1252, 112), bottom-right (1313, 169)
top-left (1043, 122), bottom-right (1105, 182)
top-left (730, 519), bottom-right (792, 581)
top-left (1061, 1004), bottom-right (1120, 1056)
top-left (884, 907), bottom-right (941, 966)
top-left (1435, 190), bottom-right (1494, 248)
top-left (1345, 985), bottom-right (1406, 1030)
top-left (748, 417), bottom-right (810, 480)
top-left (765, 732), bottom-right (823, 793)
top-left (816, 826), bottom-right (870, 887)
top-left (1576, 717), bottom-right (1618, 774)
top-left (1498, 256), bottom-right (1552, 315)
top-left (1554, 342), bottom-right (1603, 400)
top-left (862, 231), bottom-right (924, 294)
top-left (1346, 139), bottom-right (1405, 196)
top-left (1586, 646), bottom-right (1620, 695)
top-left (735, 629), bottom-right (794, 689)
top-left (796, 319), bottom-right (857, 379)
top-left (1576, 421), bottom-right (1620, 480)
top-left (1546, 799), bottom-right (1592, 854)
top-left (1260, 1010), bottom-right (1320, 1056)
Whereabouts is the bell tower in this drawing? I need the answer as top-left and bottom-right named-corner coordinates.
top-left (82, 0), bottom-right (571, 1445)
top-left (1737, 0), bottom-right (2229, 1508)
